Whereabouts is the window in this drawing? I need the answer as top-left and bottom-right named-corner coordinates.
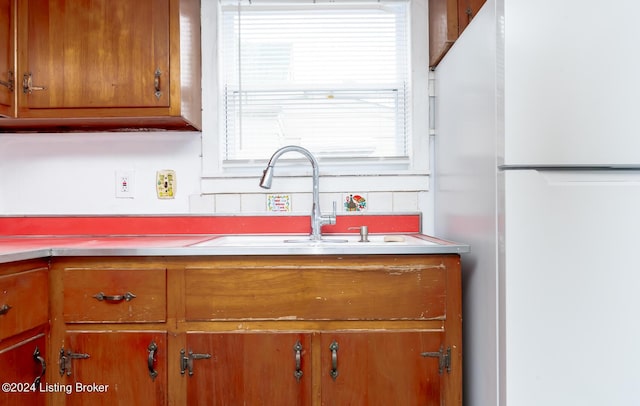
top-left (220, 0), bottom-right (411, 164)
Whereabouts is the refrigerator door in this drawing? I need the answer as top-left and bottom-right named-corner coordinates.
top-left (503, 0), bottom-right (640, 166)
top-left (503, 169), bottom-right (640, 405)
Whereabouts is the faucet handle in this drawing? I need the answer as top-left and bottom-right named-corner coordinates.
top-left (321, 201), bottom-right (337, 226)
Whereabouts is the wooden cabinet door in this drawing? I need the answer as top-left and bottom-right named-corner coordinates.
top-left (320, 332), bottom-right (445, 406)
top-left (457, 0), bottom-right (485, 33)
top-left (17, 0), bottom-right (170, 116)
top-left (429, 0), bottom-right (486, 67)
top-left (0, 0), bottom-right (14, 117)
top-left (0, 268), bottom-right (49, 342)
top-left (61, 331), bottom-right (167, 406)
top-left (185, 332), bottom-right (312, 405)
top-left (0, 334), bottom-right (47, 406)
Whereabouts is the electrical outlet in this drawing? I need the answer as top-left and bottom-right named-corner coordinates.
top-left (115, 171), bottom-right (135, 198)
top-left (156, 170), bottom-right (176, 199)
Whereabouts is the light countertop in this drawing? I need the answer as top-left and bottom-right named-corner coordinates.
top-left (0, 234), bottom-right (470, 263)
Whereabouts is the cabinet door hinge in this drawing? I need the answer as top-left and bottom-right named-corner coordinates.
top-left (420, 346), bottom-right (451, 375)
top-left (59, 348), bottom-right (90, 376)
top-left (0, 71), bottom-right (14, 92)
top-left (180, 349), bottom-right (212, 376)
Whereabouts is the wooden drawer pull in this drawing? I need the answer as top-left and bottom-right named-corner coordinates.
top-left (0, 304), bottom-right (11, 315)
top-left (92, 292), bottom-right (137, 302)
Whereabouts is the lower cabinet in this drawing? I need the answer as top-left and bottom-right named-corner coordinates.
top-left (320, 332), bottom-right (445, 405)
top-left (0, 334), bottom-right (47, 405)
top-left (47, 254), bottom-right (462, 405)
top-left (183, 331), bottom-right (446, 405)
top-left (0, 259), bottom-right (49, 406)
top-left (184, 332), bottom-right (312, 405)
top-left (49, 258), bottom-right (169, 405)
top-left (55, 331), bottom-right (167, 406)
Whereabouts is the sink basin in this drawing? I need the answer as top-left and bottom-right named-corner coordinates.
top-left (192, 234), bottom-right (437, 247)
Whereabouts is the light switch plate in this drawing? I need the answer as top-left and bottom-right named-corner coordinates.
top-left (156, 170), bottom-right (176, 199)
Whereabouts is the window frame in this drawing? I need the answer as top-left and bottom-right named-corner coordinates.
top-left (201, 0), bottom-right (430, 186)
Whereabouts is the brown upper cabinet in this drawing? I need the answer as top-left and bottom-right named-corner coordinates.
top-left (0, 0), bottom-right (201, 132)
top-left (429, 0), bottom-right (486, 68)
top-left (0, 0), bottom-right (14, 117)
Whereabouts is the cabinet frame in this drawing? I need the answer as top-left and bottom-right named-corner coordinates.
top-left (46, 254), bottom-right (462, 405)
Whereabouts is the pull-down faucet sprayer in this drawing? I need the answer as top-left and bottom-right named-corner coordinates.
top-left (260, 145), bottom-right (336, 241)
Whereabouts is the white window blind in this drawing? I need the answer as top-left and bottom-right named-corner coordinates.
top-left (220, 0), bottom-right (410, 163)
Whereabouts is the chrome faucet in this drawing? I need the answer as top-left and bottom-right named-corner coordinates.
top-left (259, 145), bottom-right (336, 240)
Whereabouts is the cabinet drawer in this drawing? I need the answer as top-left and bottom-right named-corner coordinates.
top-left (0, 269), bottom-right (48, 341)
top-left (185, 256), bottom-right (448, 321)
top-left (63, 268), bottom-right (166, 323)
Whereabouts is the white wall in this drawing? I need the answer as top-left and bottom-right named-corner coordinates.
top-left (434, 1), bottom-right (499, 406)
top-left (0, 2), bottom-right (435, 235)
top-left (0, 132), bottom-right (201, 214)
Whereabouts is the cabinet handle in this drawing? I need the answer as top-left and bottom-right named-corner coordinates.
top-left (293, 341), bottom-right (303, 382)
top-left (0, 71), bottom-right (14, 92)
top-left (33, 346), bottom-right (46, 386)
top-left (180, 349), bottom-right (212, 376)
top-left (59, 348), bottom-right (90, 377)
top-left (148, 341), bottom-right (159, 380)
top-left (329, 341), bottom-right (339, 381)
top-left (154, 68), bottom-right (162, 99)
top-left (22, 73), bottom-right (46, 94)
top-left (92, 291), bottom-right (137, 302)
top-left (0, 304), bottom-right (11, 315)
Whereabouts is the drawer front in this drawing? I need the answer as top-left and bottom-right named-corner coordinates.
top-left (63, 268), bottom-right (166, 323)
top-left (185, 256), bottom-right (448, 321)
top-left (0, 269), bottom-right (49, 341)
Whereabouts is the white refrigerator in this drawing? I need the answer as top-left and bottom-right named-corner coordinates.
top-left (433, 1), bottom-right (640, 405)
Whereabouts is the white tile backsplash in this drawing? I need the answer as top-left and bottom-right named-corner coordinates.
top-left (193, 190), bottom-right (427, 215)
top-left (366, 192), bottom-right (393, 212)
top-left (241, 193), bottom-right (267, 213)
top-left (215, 194), bottom-right (241, 212)
top-left (189, 194), bottom-right (215, 213)
top-left (392, 192), bottom-right (419, 211)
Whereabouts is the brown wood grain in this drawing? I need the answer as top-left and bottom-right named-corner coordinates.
top-left (1, 0), bottom-right (201, 131)
top-left (63, 268), bottom-right (166, 323)
top-left (0, 267), bottom-right (48, 341)
top-left (185, 255), bottom-right (448, 322)
top-left (62, 331), bottom-right (167, 406)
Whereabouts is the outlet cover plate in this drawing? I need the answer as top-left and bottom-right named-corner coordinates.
top-left (115, 171), bottom-right (134, 199)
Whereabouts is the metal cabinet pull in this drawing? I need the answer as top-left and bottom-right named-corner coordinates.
top-left (33, 346), bottom-right (46, 386)
top-left (0, 304), bottom-right (11, 315)
top-left (293, 341), bottom-right (303, 382)
top-left (329, 341), bottom-right (339, 381)
top-left (148, 341), bottom-right (159, 380)
top-left (180, 349), bottom-right (212, 376)
top-left (0, 71), bottom-right (14, 92)
top-left (92, 291), bottom-right (136, 302)
top-left (154, 68), bottom-right (162, 99)
top-left (59, 348), bottom-right (90, 377)
top-left (22, 73), bottom-right (46, 94)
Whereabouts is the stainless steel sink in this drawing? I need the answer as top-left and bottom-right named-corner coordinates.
top-left (192, 234), bottom-right (437, 247)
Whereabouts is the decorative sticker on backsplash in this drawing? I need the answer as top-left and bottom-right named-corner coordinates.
top-left (267, 194), bottom-right (292, 212)
top-left (344, 193), bottom-right (367, 212)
